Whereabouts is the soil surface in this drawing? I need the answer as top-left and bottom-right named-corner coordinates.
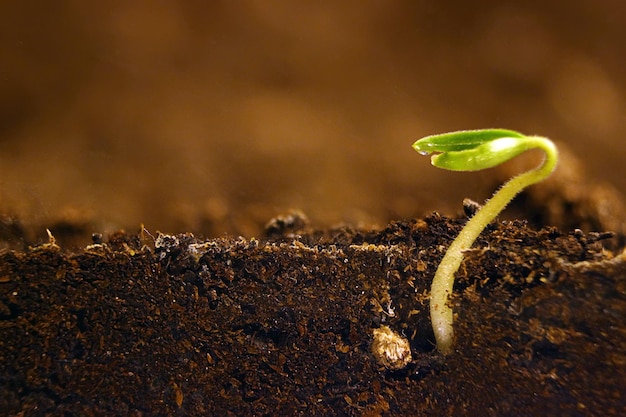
top-left (1, 213), bottom-right (625, 416)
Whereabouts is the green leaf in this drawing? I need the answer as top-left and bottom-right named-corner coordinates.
top-left (412, 128), bottom-right (533, 171)
top-left (412, 129), bottom-right (525, 153)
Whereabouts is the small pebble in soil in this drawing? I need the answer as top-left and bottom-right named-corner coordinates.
top-left (371, 325), bottom-right (412, 370)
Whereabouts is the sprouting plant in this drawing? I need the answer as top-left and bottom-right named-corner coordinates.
top-left (412, 129), bottom-right (558, 354)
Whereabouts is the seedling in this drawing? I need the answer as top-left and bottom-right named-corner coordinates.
top-left (412, 129), bottom-right (558, 354)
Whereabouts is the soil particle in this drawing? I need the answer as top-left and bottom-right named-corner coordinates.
top-left (1, 215), bottom-right (625, 416)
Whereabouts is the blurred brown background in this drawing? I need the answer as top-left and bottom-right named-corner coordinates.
top-left (1, 1), bottom-right (625, 240)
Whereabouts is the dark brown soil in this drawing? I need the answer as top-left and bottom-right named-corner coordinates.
top-left (1, 213), bottom-right (624, 416)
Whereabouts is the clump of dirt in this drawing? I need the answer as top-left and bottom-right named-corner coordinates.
top-left (1, 213), bottom-right (624, 416)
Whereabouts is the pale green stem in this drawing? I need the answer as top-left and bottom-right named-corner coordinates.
top-left (431, 136), bottom-right (558, 354)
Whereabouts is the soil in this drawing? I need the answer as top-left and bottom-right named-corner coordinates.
top-left (1, 211), bottom-right (625, 416)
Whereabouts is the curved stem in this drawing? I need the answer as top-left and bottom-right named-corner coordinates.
top-left (430, 136), bottom-right (558, 354)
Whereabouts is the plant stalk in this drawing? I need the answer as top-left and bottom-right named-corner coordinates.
top-left (430, 136), bottom-right (558, 354)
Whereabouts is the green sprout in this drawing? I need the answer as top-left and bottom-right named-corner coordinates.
top-left (412, 129), bottom-right (558, 354)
